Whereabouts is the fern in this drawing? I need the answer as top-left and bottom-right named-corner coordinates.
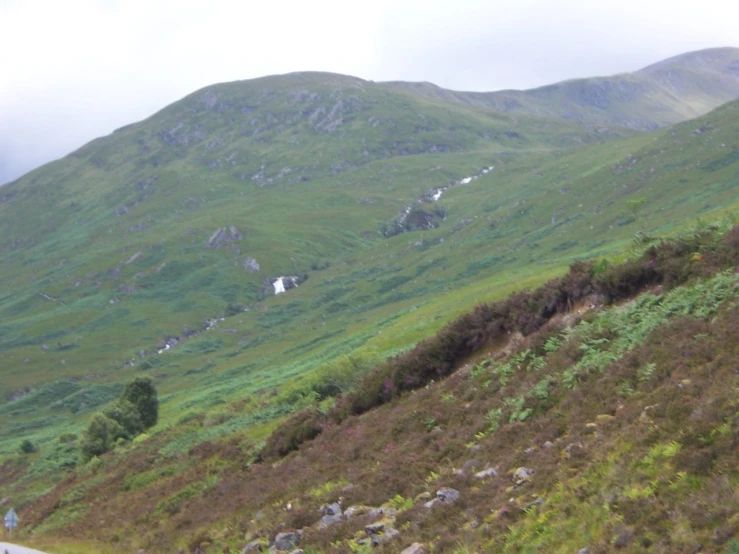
top-left (637, 362), bottom-right (657, 383)
top-left (528, 355), bottom-right (546, 372)
top-left (543, 336), bottom-right (563, 353)
top-left (533, 375), bottom-right (555, 400)
top-left (486, 408), bottom-right (503, 433)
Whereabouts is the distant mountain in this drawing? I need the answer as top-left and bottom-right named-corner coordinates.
top-left (390, 47), bottom-right (739, 130)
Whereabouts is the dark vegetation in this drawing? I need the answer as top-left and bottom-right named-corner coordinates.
top-left (264, 225), bottom-right (739, 458)
top-left (80, 377), bottom-right (158, 461)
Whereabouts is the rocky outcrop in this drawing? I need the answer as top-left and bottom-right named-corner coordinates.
top-left (206, 226), bottom-right (243, 248)
top-left (271, 275), bottom-right (307, 295)
top-left (243, 257), bottom-right (261, 273)
top-left (512, 467), bottom-right (534, 486)
top-left (318, 502), bottom-right (343, 527)
top-left (424, 487), bottom-right (460, 509)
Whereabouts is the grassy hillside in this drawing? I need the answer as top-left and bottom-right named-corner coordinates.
top-left (0, 56), bottom-right (739, 553)
top-left (9, 224), bottom-right (739, 553)
top-left (1, 82), bottom-right (739, 474)
top-left (391, 47), bottom-right (739, 130)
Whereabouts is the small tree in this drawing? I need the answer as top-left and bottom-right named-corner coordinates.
top-left (120, 377), bottom-right (159, 429)
top-left (80, 413), bottom-right (126, 461)
top-left (104, 399), bottom-right (144, 437)
top-left (79, 377), bottom-right (159, 461)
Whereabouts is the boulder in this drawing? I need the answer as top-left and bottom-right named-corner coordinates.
top-left (370, 527), bottom-right (400, 546)
top-left (474, 467), bottom-right (498, 479)
top-left (365, 520), bottom-right (389, 535)
top-left (563, 442), bottom-right (586, 460)
top-left (343, 505), bottom-right (371, 520)
top-left (243, 257), bottom-right (261, 273)
top-left (206, 226), bottom-right (243, 248)
top-left (242, 539), bottom-right (267, 553)
top-left (321, 502), bottom-right (341, 516)
top-left (401, 543), bottom-right (426, 554)
top-left (436, 487), bottom-right (460, 504)
top-left (512, 467), bottom-right (534, 485)
top-left (423, 498), bottom-right (440, 509)
top-left (319, 512), bottom-right (342, 527)
top-left (274, 532), bottom-right (301, 552)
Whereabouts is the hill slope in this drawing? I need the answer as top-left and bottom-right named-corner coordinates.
top-left (391, 47), bottom-right (739, 130)
top-left (1, 56), bottom-right (739, 553)
top-left (1, 82), bottom-right (739, 474)
top-left (11, 225), bottom-right (739, 554)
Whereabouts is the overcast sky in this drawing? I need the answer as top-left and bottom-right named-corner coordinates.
top-left (1, 0), bottom-right (738, 185)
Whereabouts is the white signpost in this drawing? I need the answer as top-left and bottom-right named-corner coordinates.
top-left (4, 508), bottom-right (18, 538)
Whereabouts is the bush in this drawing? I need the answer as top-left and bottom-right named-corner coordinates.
top-left (19, 439), bottom-right (37, 454)
top-left (80, 413), bottom-right (127, 462)
top-left (104, 399), bottom-right (144, 437)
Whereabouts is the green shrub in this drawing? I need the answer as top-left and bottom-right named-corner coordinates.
top-left (19, 439), bottom-right (37, 454)
top-left (80, 413), bottom-right (127, 462)
top-left (58, 432), bottom-right (77, 444)
top-left (104, 399), bottom-right (144, 437)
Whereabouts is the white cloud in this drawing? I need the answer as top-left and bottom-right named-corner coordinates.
top-left (1, 0), bottom-right (737, 183)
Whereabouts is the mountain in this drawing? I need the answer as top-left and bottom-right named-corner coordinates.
top-left (0, 71), bottom-right (629, 406)
top-left (390, 47), bottom-right (739, 130)
top-left (0, 50), bottom-right (738, 553)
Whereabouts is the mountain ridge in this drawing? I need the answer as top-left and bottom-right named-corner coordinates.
top-left (385, 46), bottom-right (739, 130)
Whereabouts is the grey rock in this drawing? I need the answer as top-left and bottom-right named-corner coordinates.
top-left (370, 527), bottom-right (400, 546)
top-left (243, 257), bottom-right (261, 273)
top-left (343, 505), bottom-right (371, 520)
top-left (401, 543), bottom-right (426, 554)
top-left (274, 532), bottom-right (301, 551)
top-left (365, 521), bottom-right (387, 535)
top-left (524, 497), bottom-right (544, 510)
top-left (564, 442), bottom-right (586, 459)
top-left (474, 467), bottom-right (498, 479)
top-left (367, 507), bottom-right (386, 519)
top-left (436, 487), bottom-right (460, 504)
top-left (206, 226), bottom-right (243, 248)
top-left (319, 513), bottom-right (343, 527)
top-left (543, 441), bottom-right (554, 449)
top-left (423, 498), bottom-right (440, 509)
top-left (577, 549), bottom-right (590, 554)
top-left (321, 502), bottom-right (341, 516)
top-left (242, 540), bottom-right (267, 553)
top-left (614, 528), bottom-right (634, 548)
top-left (512, 467), bottom-right (534, 485)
